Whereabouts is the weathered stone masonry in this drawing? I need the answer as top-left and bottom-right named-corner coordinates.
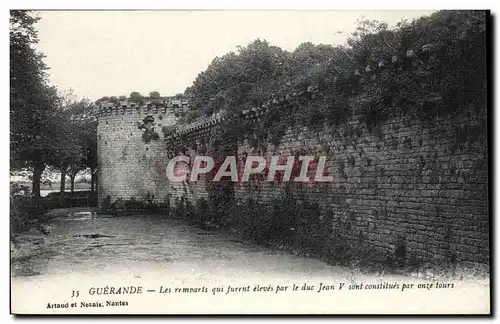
top-left (234, 106), bottom-right (488, 266)
top-left (97, 99), bottom-right (488, 266)
top-left (97, 100), bottom-right (179, 204)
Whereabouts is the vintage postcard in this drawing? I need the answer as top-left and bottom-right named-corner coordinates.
top-left (9, 9), bottom-right (490, 315)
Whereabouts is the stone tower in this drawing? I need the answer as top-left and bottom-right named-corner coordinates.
top-left (96, 98), bottom-right (186, 206)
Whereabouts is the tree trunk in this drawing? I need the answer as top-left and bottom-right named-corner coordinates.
top-left (32, 162), bottom-right (45, 198)
top-left (70, 174), bottom-right (76, 193)
top-left (60, 167), bottom-right (67, 194)
top-left (90, 167), bottom-right (95, 192)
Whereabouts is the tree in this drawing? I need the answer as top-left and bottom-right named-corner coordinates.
top-left (10, 10), bottom-right (47, 168)
top-left (71, 99), bottom-right (98, 193)
top-left (129, 92), bottom-right (145, 106)
top-left (44, 92), bottom-right (84, 195)
top-left (109, 96), bottom-right (118, 104)
top-left (11, 9), bottom-right (56, 197)
top-left (130, 92), bottom-right (143, 101)
top-left (186, 39), bottom-right (288, 115)
top-left (149, 91), bottom-right (160, 99)
top-left (49, 97), bottom-right (98, 194)
top-left (10, 11), bottom-right (84, 197)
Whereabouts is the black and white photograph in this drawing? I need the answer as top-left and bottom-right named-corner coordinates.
top-left (8, 7), bottom-right (490, 315)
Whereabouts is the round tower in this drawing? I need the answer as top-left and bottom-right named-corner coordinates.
top-left (96, 99), bottom-right (182, 207)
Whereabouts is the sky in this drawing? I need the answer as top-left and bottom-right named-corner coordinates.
top-left (34, 10), bottom-right (437, 101)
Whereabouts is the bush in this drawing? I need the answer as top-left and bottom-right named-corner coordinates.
top-left (124, 197), bottom-right (143, 211)
top-left (98, 196), bottom-right (170, 216)
top-left (165, 192), bottom-right (409, 273)
top-left (43, 191), bottom-right (97, 209)
top-left (236, 198), bottom-right (273, 245)
top-left (10, 184), bottom-right (49, 237)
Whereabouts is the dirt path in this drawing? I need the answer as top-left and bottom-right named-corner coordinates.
top-left (10, 208), bottom-right (490, 314)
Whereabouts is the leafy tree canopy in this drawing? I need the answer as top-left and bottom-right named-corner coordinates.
top-left (183, 11), bottom-right (486, 127)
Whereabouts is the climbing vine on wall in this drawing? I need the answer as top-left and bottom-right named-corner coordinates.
top-left (162, 10), bottom-right (488, 201)
top-left (176, 10), bottom-right (486, 151)
top-left (136, 116), bottom-right (160, 144)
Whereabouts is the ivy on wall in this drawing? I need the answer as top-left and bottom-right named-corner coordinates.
top-left (137, 116), bottom-right (160, 144)
top-left (170, 11), bottom-right (486, 151)
top-left (156, 11), bottom-right (489, 271)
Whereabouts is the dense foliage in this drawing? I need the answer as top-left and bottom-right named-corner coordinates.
top-left (11, 10), bottom-right (58, 195)
top-left (10, 11), bottom-right (98, 199)
top-left (95, 91), bottom-right (186, 107)
top-left (181, 11), bottom-right (487, 146)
